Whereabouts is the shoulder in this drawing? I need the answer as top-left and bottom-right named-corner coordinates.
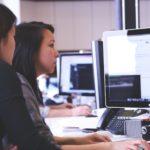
top-left (17, 73), bottom-right (36, 97)
top-left (0, 61), bottom-right (21, 86)
top-left (17, 72), bottom-right (30, 85)
top-left (0, 60), bottom-right (18, 81)
top-left (17, 73), bottom-right (39, 106)
top-left (17, 73), bottom-right (42, 120)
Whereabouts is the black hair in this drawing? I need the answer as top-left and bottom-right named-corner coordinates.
top-left (13, 22), bottom-right (54, 105)
top-left (0, 4), bottom-right (16, 40)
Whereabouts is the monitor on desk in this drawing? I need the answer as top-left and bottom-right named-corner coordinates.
top-left (103, 28), bottom-right (150, 108)
top-left (92, 40), bottom-right (105, 108)
top-left (59, 53), bottom-right (95, 96)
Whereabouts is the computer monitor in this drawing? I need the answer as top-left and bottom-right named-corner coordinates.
top-left (92, 40), bottom-right (105, 108)
top-left (103, 28), bottom-right (150, 108)
top-left (59, 53), bottom-right (95, 96)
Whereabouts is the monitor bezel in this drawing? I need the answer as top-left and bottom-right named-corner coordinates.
top-left (92, 40), bottom-right (105, 108)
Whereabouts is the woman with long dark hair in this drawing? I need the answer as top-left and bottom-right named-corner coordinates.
top-left (13, 21), bottom-right (91, 118)
top-left (12, 21), bottom-right (150, 150)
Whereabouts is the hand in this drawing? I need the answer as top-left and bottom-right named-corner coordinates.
top-left (72, 105), bottom-right (92, 116)
top-left (80, 133), bottom-right (111, 144)
top-left (111, 139), bottom-right (150, 150)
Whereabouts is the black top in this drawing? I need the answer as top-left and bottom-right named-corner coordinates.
top-left (0, 60), bottom-right (61, 150)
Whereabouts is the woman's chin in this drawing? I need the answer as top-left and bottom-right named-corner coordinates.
top-left (49, 69), bottom-right (55, 75)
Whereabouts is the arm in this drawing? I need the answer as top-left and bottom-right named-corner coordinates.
top-left (7, 132), bottom-right (149, 150)
top-left (46, 105), bottom-right (92, 117)
top-left (61, 140), bottom-right (150, 150)
top-left (0, 83), bottom-right (57, 150)
top-left (61, 142), bottom-right (111, 150)
top-left (54, 133), bottom-right (111, 145)
top-left (17, 73), bottom-right (61, 147)
top-left (50, 103), bottom-right (74, 109)
top-left (0, 62), bottom-right (60, 150)
top-left (47, 108), bottom-right (73, 117)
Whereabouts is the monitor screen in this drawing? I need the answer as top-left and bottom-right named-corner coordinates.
top-left (59, 53), bottom-right (95, 95)
top-left (103, 28), bottom-right (150, 108)
top-left (92, 41), bottom-right (105, 108)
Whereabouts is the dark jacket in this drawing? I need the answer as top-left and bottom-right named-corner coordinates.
top-left (0, 60), bottom-right (61, 150)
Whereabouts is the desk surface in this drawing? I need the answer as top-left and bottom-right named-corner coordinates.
top-left (45, 116), bottom-right (138, 142)
top-left (45, 116), bottom-right (99, 136)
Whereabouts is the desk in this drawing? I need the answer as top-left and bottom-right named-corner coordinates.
top-left (45, 116), bottom-right (136, 141)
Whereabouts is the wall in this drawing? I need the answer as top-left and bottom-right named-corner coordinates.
top-left (21, 1), bottom-right (115, 50)
top-left (0, 0), bottom-right (20, 23)
top-left (140, 0), bottom-right (150, 28)
top-left (20, 0), bottom-right (150, 50)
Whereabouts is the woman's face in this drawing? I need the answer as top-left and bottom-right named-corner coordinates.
top-left (0, 26), bottom-right (15, 65)
top-left (35, 29), bottom-right (58, 76)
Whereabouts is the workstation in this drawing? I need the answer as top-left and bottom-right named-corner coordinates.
top-left (0, 0), bottom-right (150, 149)
top-left (34, 0), bottom-right (150, 144)
top-left (44, 29), bottom-right (150, 142)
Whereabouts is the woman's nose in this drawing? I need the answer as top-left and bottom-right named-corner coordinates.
top-left (55, 49), bottom-right (59, 58)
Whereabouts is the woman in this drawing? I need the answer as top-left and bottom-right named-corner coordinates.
top-left (0, 4), bottom-right (61, 150)
top-left (12, 21), bottom-right (150, 150)
top-left (13, 21), bottom-right (91, 118)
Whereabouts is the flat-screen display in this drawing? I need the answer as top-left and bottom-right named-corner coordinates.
top-left (59, 53), bottom-right (95, 96)
top-left (103, 28), bottom-right (150, 108)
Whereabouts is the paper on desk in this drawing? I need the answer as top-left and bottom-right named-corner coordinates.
top-left (55, 117), bottom-right (99, 128)
top-left (45, 117), bottom-right (100, 136)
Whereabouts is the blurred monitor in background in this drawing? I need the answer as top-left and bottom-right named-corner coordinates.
top-left (92, 40), bottom-right (105, 108)
top-left (59, 53), bottom-right (95, 96)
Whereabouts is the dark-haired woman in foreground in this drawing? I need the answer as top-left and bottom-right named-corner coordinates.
top-left (12, 21), bottom-right (150, 150)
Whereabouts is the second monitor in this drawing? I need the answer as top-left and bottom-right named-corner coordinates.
top-left (59, 53), bottom-right (95, 96)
